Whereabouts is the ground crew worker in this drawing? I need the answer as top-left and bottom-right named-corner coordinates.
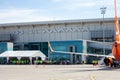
top-left (109, 57), bottom-right (113, 67)
top-left (92, 60), bottom-right (95, 65)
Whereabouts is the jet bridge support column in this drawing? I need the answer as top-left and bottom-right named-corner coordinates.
top-left (82, 40), bottom-right (87, 64)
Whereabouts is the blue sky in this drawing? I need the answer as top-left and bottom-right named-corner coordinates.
top-left (0, 0), bottom-right (120, 23)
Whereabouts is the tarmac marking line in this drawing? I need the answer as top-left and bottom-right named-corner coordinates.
top-left (90, 74), bottom-right (95, 80)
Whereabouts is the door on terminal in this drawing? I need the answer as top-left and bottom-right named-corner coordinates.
top-left (69, 46), bottom-right (75, 64)
top-left (69, 46), bottom-right (75, 52)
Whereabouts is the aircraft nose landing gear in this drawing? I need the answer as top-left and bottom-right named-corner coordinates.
top-left (104, 57), bottom-right (119, 67)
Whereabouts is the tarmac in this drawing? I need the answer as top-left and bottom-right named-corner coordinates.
top-left (0, 64), bottom-right (120, 80)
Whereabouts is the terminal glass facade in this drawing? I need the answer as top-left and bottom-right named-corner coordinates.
top-left (14, 42), bottom-right (48, 56)
top-left (49, 40), bottom-right (83, 64)
top-left (0, 42), bottom-right (13, 54)
top-left (91, 30), bottom-right (114, 42)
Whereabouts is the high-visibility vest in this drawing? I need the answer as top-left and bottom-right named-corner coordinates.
top-left (109, 58), bottom-right (113, 64)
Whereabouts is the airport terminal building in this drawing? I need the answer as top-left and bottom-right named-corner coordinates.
top-left (0, 18), bottom-right (118, 64)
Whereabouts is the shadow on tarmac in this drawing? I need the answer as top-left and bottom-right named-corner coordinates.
top-left (63, 66), bottom-right (120, 73)
top-left (98, 67), bottom-right (120, 71)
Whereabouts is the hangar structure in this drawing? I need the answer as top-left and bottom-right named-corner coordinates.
top-left (0, 18), bottom-right (119, 64)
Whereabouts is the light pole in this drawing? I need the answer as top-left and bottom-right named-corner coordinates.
top-left (100, 7), bottom-right (107, 55)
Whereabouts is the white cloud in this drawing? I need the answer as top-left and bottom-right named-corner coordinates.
top-left (96, 0), bottom-right (120, 7)
top-left (0, 8), bottom-right (56, 23)
top-left (52, 0), bottom-right (120, 10)
top-left (65, 2), bottom-right (96, 10)
top-left (52, 0), bottom-right (97, 10)
top-left (0, 9), bottom-right (36, 19)
top-left (0, 0), bottom-right (120, 24)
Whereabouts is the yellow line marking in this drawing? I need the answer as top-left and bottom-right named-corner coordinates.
top-left (90, 74), bottom-right (95, 80)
